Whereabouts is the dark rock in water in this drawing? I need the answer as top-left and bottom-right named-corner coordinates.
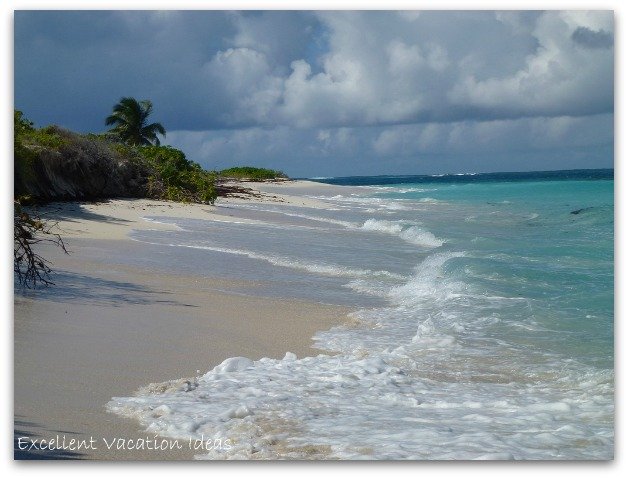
top-left (570, 207), bottom-right (593, 215)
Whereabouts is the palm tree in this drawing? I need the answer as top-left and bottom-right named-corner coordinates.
top-left (105, 97), bottom-right (166, 146)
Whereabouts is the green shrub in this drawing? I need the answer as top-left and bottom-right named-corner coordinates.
top-left (219, 166), bottom-right (288, 181)
top-left (30, 126), bottom-right (68, 149)
top-left (14, 111), bottom-right (37, 196)
top-left (139, 145), bottom-right (217, 204)
top-left (15, 110), bottom-right (33, 135)
top-left (14, 111), bottom-right (149, 200)
top-left (14, 110), bottom-right (217, 205)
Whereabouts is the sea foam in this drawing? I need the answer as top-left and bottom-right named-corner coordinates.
top-left (107, 250), bottom-right (613, 460)
top-left (361, 219), bottom-right (444, 248)
top-left (137, 239), bottom-right (405, 281)
top-left (110, 175), bottom-right (613, 460)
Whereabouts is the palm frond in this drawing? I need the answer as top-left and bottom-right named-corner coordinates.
top-left (144, 122), bottom-right (166, 137)
top-left (106, 97), bottom-right (166, 146)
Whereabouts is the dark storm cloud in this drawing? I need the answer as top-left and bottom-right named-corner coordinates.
top-left (14, 10), bottom-right (320, 131)
top-left (15, 11), bottom-right (233, 130)
top-left (15, 10), bottom-right (614, 131)
top-left (571, 26), bottom-right (614, 49)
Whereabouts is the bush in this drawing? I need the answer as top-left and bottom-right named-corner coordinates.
top-left (14, 111), bottom-right (37, 196)
top-left (15, 121), bottom-right (149, 200)
top-left (14, 111), bottom-right (218, 205)
top-left (14, 111), bottom-right (69, 196)
top-left (219, 166), bottom-right (288, 181)
top-left (138, 145), bottom-right (217, 204)
top-left (13, 111), bottom-right (223, 287)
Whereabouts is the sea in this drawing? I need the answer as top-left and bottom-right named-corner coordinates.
top-left (108, 168), bottom-right (614, 460)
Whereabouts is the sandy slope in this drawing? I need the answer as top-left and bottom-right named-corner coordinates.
top-left (14, 181), bottom-right (349, 460)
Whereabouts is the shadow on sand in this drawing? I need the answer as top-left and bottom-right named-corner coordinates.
top-left (14, 417), bottom-right (84, 460)
top-left (36, 200), bottom-right (132, 226)
top-left (15, 269), bottom-right (198, 308)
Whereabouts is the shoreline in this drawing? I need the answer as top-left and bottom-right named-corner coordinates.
top-left (14, 181), bottom-right (351, 460)
top-left (30, 180), bottom-right (342, 241)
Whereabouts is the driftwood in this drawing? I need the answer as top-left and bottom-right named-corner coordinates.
top-left (14, 200), bottom-right (68, 288)
top-left (214, 180), bottom-right (286, 202)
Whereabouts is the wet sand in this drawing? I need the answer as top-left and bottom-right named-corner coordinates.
top-left (13, 182), bottom-right (349, 460)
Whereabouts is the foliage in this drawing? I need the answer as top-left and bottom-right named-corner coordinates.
top-left (14, 113), bottom-right (69, 287)
top-left (219, 166), bottom-right (288, 181)
top-left (14, 111), bottom-right (36, 195)
top-left (105, 97), bottom-right (166, 146)
top-left (139, 145), bottom-right (218, 204)
top-left (13, 110), bottom-right (220, 287)
top-left (14, 199), bottom-right (67, 288)
top-left (15, 119), bottom-right (148, 200)
top-left (14, 111), bottom-right (68, 195)
top-left (15, 110), bottom-right (34, 136)
top-left (14, 110), bottom-right (217, 204)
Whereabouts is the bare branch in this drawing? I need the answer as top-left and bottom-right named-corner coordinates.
top-left (14, 200), bottom-right (68, 288)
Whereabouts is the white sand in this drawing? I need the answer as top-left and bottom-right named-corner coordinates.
top-left (34, 180), bottom-right (335, 241)
top-left (14, 181), bottom-right (349, 460)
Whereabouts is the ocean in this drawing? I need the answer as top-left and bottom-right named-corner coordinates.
top-left (108, 169), bottom-right (614, 460)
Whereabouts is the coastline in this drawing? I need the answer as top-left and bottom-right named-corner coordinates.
top-left (30, 180), bottom-right (340, 241)
top-left (14, 181), bottom-right (350, 460)
top-left (12, 175), bottom-right (615, 460)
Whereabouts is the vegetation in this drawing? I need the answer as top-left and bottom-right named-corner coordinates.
top-left (105, 97), bottom-right (166, 146)
top-left (14, 109), bottom-right (216, 204)
top-left (139, 145), bottom-right (217, 203)
top-left (15, 117), bottom-right (149, 201)
top-left (14, 110), bottom-right (36, 196)
top-left (13, 107), bottom-right (211, 287)
top-left (14, 101), bottom-right (287, 286)
top-left (219, 166), bottom-right (288, 182)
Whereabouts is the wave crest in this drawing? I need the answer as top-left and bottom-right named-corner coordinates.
top-left (361, 219), bottom-right (444, 248)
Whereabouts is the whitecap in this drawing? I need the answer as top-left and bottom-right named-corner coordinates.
top-left (360, 219), bottom-right (444, 248)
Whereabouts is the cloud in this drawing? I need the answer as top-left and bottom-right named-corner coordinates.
top-left (448, 12), bottom-right (613, 119)
top-left (571, 26), bottom-right (614, 49)
top-left (166, 113), bottom-right (613, 177)
top-left (202, 47), bottom-right (282, 125)
top-left (14, 10), bottom-right (614, 175)
top-left (259, 10), bottom-right (612, 127)
top-left (15, 10), bottom-right (614, 132)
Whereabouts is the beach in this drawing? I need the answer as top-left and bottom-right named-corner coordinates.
top-left (14, 181), bottom-right (350, 460)
top-left (14, 174), bottom-right (614, 460)
top-left (12, 9), bottom-right (614, 462)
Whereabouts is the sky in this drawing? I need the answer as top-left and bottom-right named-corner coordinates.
top-left (14, 10), bottom-right (614, 177)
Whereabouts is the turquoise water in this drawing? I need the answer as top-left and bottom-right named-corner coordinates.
top-left (373, 178), bottom-right (614, 369)
top-left (110, 170), bottom-right (614, 459)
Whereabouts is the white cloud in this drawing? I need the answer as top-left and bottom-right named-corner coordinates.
top-left (202, 47), bottom-right (283, 125)
top-left (448, 11), bottom-right (613, 118)
top-left (201, 10), bottom-right (612, 129)
top-left (167, 113), bottom-right (612, 177)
